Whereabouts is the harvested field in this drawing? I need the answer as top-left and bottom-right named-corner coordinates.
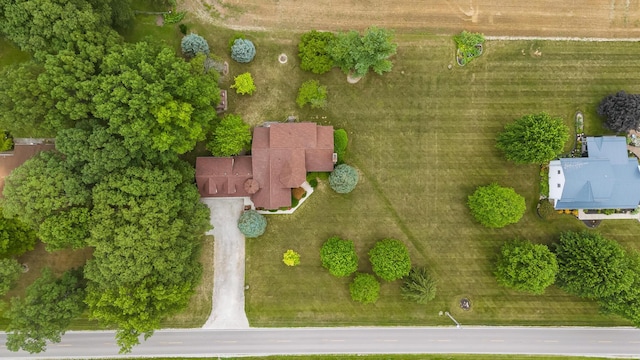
top-left (180, 0), bottom-right (640, 38)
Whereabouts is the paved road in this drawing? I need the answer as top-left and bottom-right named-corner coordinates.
top-left (1, 327), bottom-right (640, 359)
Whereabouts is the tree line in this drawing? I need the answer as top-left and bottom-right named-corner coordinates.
top-left (0, 0), bottom-right (220, 353)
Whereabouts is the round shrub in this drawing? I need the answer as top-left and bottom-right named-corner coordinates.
top-left (350, 273), bottom-right (380, 304)
top-left (181, 33), bottom-right (210, 58)
top-left (237, 210), bottom-right (267, 238)
top-left (467, 183), bottom-right (526, 228)
top-left (329, 164), bottom-right (358, 194)
top-left (495, 239), bottom-right (558, 295)
top-left (401, 267), bottom-right (437, 304)
top-left (298, 30), bottom-right (335, 74)
top-left (538, 200), bottom-right (556, 220)
top-left (368, 238), bottom-right (411, 281)
top-left (283, 249), bottom-right (300, 267)
top-left (231, 72), bottom-right (256, 96)
top-left (320, 236), bottom-right (358, 277)
top-left (231, 38), bottom-right (256, 63)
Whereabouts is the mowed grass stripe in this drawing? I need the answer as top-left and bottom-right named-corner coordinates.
top-left (242, 36), bottom-right (639, 327)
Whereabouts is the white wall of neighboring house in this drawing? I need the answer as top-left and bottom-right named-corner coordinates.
top-left (548, 160), bottom-right (565, 206)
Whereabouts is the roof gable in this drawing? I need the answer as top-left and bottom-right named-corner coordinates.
top-left (553, 136), bottom-right (640, 209)
top-left (196, 122), bottom-right (336, 209)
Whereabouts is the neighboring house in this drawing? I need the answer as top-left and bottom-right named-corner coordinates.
top-left (0, 138), bottom-right (55, 195)
top-left (196, 122), bottom-right (336, 209)
top-left (549, 136), bottom-right (640, 210)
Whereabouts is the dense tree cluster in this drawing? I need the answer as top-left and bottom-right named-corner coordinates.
top-left (0, 0), bottom-right (222, 353)
top-left (597, 91), bottom-right (640, 133)
top-left (496, 113), bottom-right (569, 164)
top-left (467, 183), bottom-right (526, 228)
top-left (553, 231), bottom-right (640, 326)
top-left (495, 239), bottom-right (558, 294)
top-left (329, 27), bottom-right (397, 78)
top-left (555, 231), bottom-right (634, 299)
top-left (298, 27), bottom-right (397, 78)
top-left (5, 268), bottom-right (86, 353)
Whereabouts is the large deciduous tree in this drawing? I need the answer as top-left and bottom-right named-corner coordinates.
top-left (368, 238), bottom-right (411, 281)
top-left (494, 239), bottom-right (558, 294)
top-left (84, 162), bottom-right (210, 353)
top-left (92, 41), bottom-right (220, 157)
top-left (554, 231), bottom-right (634, 299)
top-left (2, 151), bottom-right (91, 228)
top-left (206, 114), bottom-right (252, 157)
top-left (0, 62), bottom-right (54, 136)
top-left (597, 91), bottom-right (640, 133)
top-left (56, 121), bottom-right (143, 185)
top-left (320, 236), bottom-right (359, 277)
top-left (328, 27), bottom-right (397, 78)
top-left (467, 183), bottom-right (526, 228)
top-left (5, 268), bottom-right (86, 354)
top-left (598, 252), bottom-right (640, 326)
top-left (496, 113), bottom-right (569, 164)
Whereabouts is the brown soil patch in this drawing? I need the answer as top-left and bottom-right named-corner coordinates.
top-left (180, 0), bottom-right (640, 38)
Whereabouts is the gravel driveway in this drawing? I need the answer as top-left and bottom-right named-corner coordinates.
top-left (200, 198), bottom-right (249, 329)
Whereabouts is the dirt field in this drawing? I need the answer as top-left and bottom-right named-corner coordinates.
top-left (180, 0), bottom-right (640, 37)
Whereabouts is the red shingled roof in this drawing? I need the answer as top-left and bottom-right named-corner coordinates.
top-left (195, 123), bottom-right (335, 209)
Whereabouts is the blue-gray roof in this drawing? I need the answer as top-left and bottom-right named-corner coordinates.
top-left (554, 136), bottom-right (640, 210)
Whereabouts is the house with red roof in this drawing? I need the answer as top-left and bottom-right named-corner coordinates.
top-left (196, 122), bottom-right (336, 209)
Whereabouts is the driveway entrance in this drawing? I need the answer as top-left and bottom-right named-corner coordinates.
top-left (200, 198), bottom-right (249, 329)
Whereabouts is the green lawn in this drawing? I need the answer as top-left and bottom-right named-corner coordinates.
top-left (212, 34), bottom-right (640, 327)
top-left (3, 15), bottom-right (640, 332)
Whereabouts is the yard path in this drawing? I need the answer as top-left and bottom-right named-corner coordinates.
top-left (201, 198), bottom-right (249, 329)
